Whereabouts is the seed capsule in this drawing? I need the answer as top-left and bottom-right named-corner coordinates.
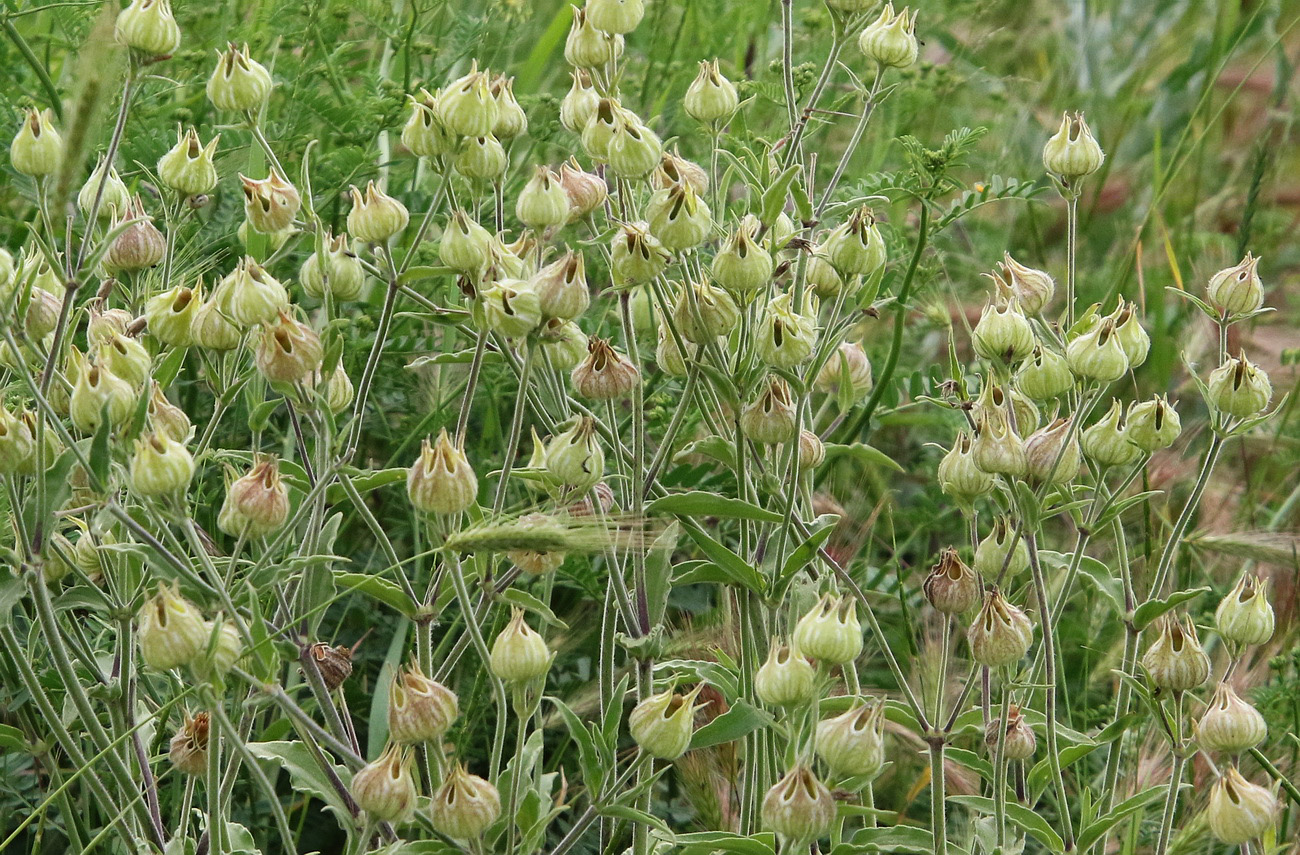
top-left (408, 429), bottom-right (478, 514)
top-left (348, 181), bottom-right (409, 244)
top-left (388, 663), bottom-right (459, 744)
top-left (793, 594), bottom-right (863, 665)
top-left (78, 156), bottom-right (131, 220)
top-left (610, 222), bottom-right (670, 284)
top-left (10, 108), bottom-right (62, 178)
top-left (1111, 302), bottom-right (1150, 368)
top-left (815, 701), bottom-right (885, 778)
top-left (740, 376), bottom-right (798, 445)
top-left (169, 713), bottom-right (210, 776)
top-left (629, 685), bottom-right (705, 760)
top-left (138, 583), bottom-right (208, 670)
top-left (798, 430), bottom-right (825, 470)
top-left (207, 43), bottom-right (273, 112)
top-left (1207, 353), bottom-right (1272, 419)
top-left (300, 231), bottom-right (366, 302)
top-left (587, 0), bottom-right (645, 34)
top-left (479, 279), bottom-right (543, 339)
top-left (307, 641), bottom-right (355, 691)
top-left (560, 71), bottom-right (599, 134)
top-left (564, 7), bottom-right (623, 69)
top-left (652, 150), bottom-right (709, 196)
top-left (924, 548), bottom-right (982, 614)
top-left (646, 181), bottom-right (710, 251)
top-left (823, 207), bottom-right (886, 276)
top-left (672, 279), bottom-right (739, 343)
top-left (557, 158), bottom-right (608, 222)
top-left (1043, 112), bottom-right (1104, 181)
top-left (490, 75), bottom-right (528, 140)
top-left (712, 218), bottom-right (774, 295)
top-left (145, 283), bottom-right (201, 348)
top-left (1024, 418), bottom-right (1081, 485)
top-left (436, 62), bottom-right (498, 137)
top-left (1141, 615), bottom-right (1210, 692)
top-left (115, 0), bottom-right (180, 56)
top-left (755, 293), bottom-right (817, 369)
top-left (130, 432), bottom-right (195, 497)
top-left (857, 3), bottom-right (919, 69)
top-left (761, 766), bottom-right (836, 842)
top-left (190, 294), bottom-right (242, 351)
top-left (402, 89), bottom-right (456, 158)
top-left (754, 640), bottom-right (815, 707)
top-left (241, 172), bottom-right (301, 234)
top-left (938, 432), bottom-right (994, 505)
top-left (1081, 400), bottom-right (1141, 467)
top-left (255, 313), bottom-right (323, 384)
top-left (107, 197), bottom-right (166, 272)
top-left (531, 251), bottom-right (590, 320)
top-left (571, 337), bottom-right (640, 400)
top-left (1196, 683), bottom-right (1267, 753)
top-left (972, 406), bottom-right (1027, 479)
top-left (192, 620), bottom-right (243, 680)
top-left (69, 360), bottom-right (136, 433)
top-left (539, 319), bottom-right (589, 372)
top-left (440, 211), bottom-right (494, 274)
top-left (684, 59), bottom-right (739, 122)
top-left (489, 608), bottom-right (552, 682)
top-left (1207, 253), bottom-right (1264, 317)
top-left (0, 404), bottom-right (36, 476)
top-left (218, 257), bottom-right (288, 328)
top-left (998, 254), bottom-right (1055, 315)
top-left (352, 743), bottom-right (418, 823)
top-left (967, 589), bottom-right (1033, 668)
top-left (517, 166), bottom-right (570, 230)
top-left (1205, 768), bottom-right (1278, 844)
top-left (430, 764), bottom-right (501, 840)
top-left (545, 417), bottom-right (604, 493)
top-left (815, 341), bottom-right (874, 402)
top-left (1215, 574), bottom-right (1274, 646)
top-left (984, 704), bottom-right (1036, 761)
top-left (972, 299), bottom-right (1035, 364)
top-left (218, 456), bottom-right (291, 537)
top-left (1125, 396), bottom-right (1181, 452)
top-left (454, 134), bottom-right (508, 181)
top-left (974, 517), bottom-right (1028, 579)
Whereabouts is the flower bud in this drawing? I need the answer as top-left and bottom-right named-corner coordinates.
top-left (561, 71), bottom-right (599, 133)
top-left (78, 156), bottom-right (131, 220)
top-left (517, 166), bottom-right (570, 230)
top-left (985, 704), bottom-right (1036, 761)
top-left (793, 593), bottom-right (863, 665)
top-left (587, 0), bottom-right (644, 34)
top-left (115, 0), bottom-right (180, 57)
top-left (490, 608), bottom-right (552, 682)
top-left (1207, 353), bottom-right (1271, 419)
top-left (539, 319), bottom-right (589, 372)
top-left (479, 279), bottom-right (543, 339)
top-left (218, 257), bottom-right (288, 327)
top-left (967, 589), bottom-right (1034, 668)
top-left (1215, 574), bottom-right (1274, 646)
top-left (408, 429), bottom-right (478, 514)
top-left (816, 342), bottom-right (874, 402)
top-left (431, 764), bottom-right (501, 840)
top-left (1205, 768), bottom-right (1278, 844)
top-left (762, 766), bottom-right (835, 842)
top-left (611, 222), bottom-right (670, 284)
top-left (824, 207), bottom-right (886, 276)
top-left (190, 294), bottom-right (242, 351)
top-left (1024, 418), bottom-right (1081, 485)
top-left (629, 685), bottom-right (704, 760)
top-left (10, 108), bottom-right (62, 177)
top-left (138, 583), bottom-right (208, 670)
top-left (99, 330), bottom-right (151, 388)
top-left (712, 220), bottom-right (773, 295)
top-left (815, 702), bottom-right (885, 779)
top-left (545, 417), bottom-right (604, 492)
top-left (857, 3), bottom-right (919, 68)
top-left (798, 430), bottom-right (825, 470)
top-left (741, 376), bottom-right (798, 445)
top-left (673, 280), bottom-right (739, 343)
top-left (437, 63), bottom-right (498, 137)
top-left (402, 89), bottom-right (456, 158)
top-left (440, 211), bottom-right (494, 273)
top-left (165, 713), bottom-right (212, 778)
top-left (107, 198), bottom-right (166, 272)
top-left (608, 119), bottom-right (664, 180)
top-left (388, 663), bottom-right (459, 744)
top-left (1141, 615), bottom-right (1210, 691)
top-left (255, 312), bottom-right (323, 384)
top-left (938, 432), bottom-right (995, 505)
top-left (70, 361), bottom-right (136, 433)
top-left (1066, 317), bottom-right (1128, 382)
top-left (755, 640), bottom-right (815, 706)
top-left (973, 298), bottom-right (1035, 364)
top-left (998, 254), bottom-right (1054, 315)
top-left (207, 43), bottom-right (273, 112)
top-left (192, 620), bottom-right (242, 680)
top-left (348, 181), bottom-right (409, 244)
top-left (130, 432), bottom-right (194, 496)
top-left (454, 134), bottom-right (508, 181)
top-left (1196, 683), bottom-right (1267, 753)
top-left (572, 337), bottom-right (640, 399)
top-left (558, 158), bottom-right (608, 222)
top-left (1015, 344), bottom-right (1073, 400)
top-left (1126, 396), bottom-right (1180, 452)
top-left (146, 283), bottom-right (201, 347)
top-left (219, 456), bottom-right (291, 537)
top-left (685, 60), bottom-right (739, 122)
top-left (353, 743), bottom-right (417, 823)
top-left (300, 231), bottom-right (365, 301)
top-left (923, 548), bottom-right (982, 614)
top-left (1080, 400), bottom-right (1140, 467)
top-left (490, 74), bottom-right (528, 139)
top-left (240, 172), bottom-right (300, 235)
top-left (756, 293), bottom-right (817, 369)
top-left (565, 7), bottom-right (623, 69)
top-left (1043, 112), bottom-right (1104, 181)
top-left (0, 405), bottom-right (36, 476)
top-left (974, 517), bottom-right (1028, 580)
top-left (1207, 253), bottom-right (1264, 317)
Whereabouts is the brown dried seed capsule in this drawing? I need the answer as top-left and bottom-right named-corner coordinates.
top-left (169, 712), bottom-right (211, 776)
top-left (307, 641), bottom-right (355, 691)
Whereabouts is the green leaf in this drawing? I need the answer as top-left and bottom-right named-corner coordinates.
top-left (680, 522), bottom-right (765, 595)
top-left (759, 165), bottom-right (801, 227)
top-left (407, 349), bottom-right (504, 368)
top-left (1075, 785), bottom-right (1171, 851)
top-left (499, 587), bottom-right (568, 629)
top-left (1132, 587), bottom-right (1211, 631)
top-left (689, 699), bottom-right (774, 750)
top-left (822, 442), bottom-right (905, 473)
top-left (245, 741), bottom-right (352, 828)
top-left (674, 435), bottom-right (736, 469)
top-left (247, 398), bottom-right (282, 433)
top-left (840, 825), bottom-right (942, 855)
top-left (1038, 550), bottom-right (1123, 616)
top-left (334, 571), bottom-right (418, 619)
top-left (153, 346), bottom-right (188, 388)
top-left (548, 697), bottom-right (606, 798)
top-left (676, 831), bottom-right (775, 855)
top-left (644, 522), bottom-right (679, 626)
top-left (647, 491), bottom-right (783, 524)
top-left (947, 795), bottom-right (1065, 854)
top-left (773, 514), bottom-right (837, 597)
top-left (599, 804), bottom-right (671, 836)
top-left (0, 723), bottom-right (26, 751)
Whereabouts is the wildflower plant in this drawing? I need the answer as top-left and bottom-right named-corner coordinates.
top-left (0, 2), bottom-right (1296, 855)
